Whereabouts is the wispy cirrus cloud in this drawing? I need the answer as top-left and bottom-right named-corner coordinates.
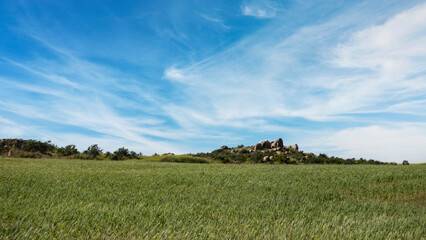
top-left (199, 13), bottom-right (230, 29)
top-left (241, 0), bottom-right (280, 18)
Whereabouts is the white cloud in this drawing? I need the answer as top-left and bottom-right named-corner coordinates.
top-left (164, 66), bottom-right (189, 83)
top-left (332, 2), bottom-right (426, 78)
top-left (241, 0), bottom-right (279, 18)
top-left (309, 124), bottom-right (426, 163)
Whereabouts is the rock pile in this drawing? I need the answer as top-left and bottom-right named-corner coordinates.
top-left (252, 138), bottom-right (298, 153)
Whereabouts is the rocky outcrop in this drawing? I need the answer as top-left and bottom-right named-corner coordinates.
top-left (253, 138), bottom-right (296, 153)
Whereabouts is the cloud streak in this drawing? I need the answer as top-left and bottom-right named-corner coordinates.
top-left (241, 0), bottom-right (280, 18)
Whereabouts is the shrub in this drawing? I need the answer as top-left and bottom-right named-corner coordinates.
top-left (83, 144), bottom-right (103, 159)
top-left (111, 147), bottom-right (130, 160)
top-left (239, 148), bottom-right (249, 154)
top-left (57, 145), bottom-right (79, 156)
top-left (22, 140), bottom-right (56, 154)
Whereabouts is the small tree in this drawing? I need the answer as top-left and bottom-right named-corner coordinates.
top-left (402, 160), bottom-right (409, 165)
top-left (112, 147), bottom-right (130, 160)
top-left (85, 144), bottom-right (102, 159)
top-left (129, 151), bottom-right (138, 159)
top-left (57, 145), bottom-right (79, 156)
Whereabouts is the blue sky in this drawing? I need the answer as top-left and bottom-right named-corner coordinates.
top-left (1, 0), bottom-right (425, 163)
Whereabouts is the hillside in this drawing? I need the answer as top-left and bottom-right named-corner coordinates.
top-left (193, 138), bottom-right (390, 164)
top-left (1, 138), bottom-right (392, 164)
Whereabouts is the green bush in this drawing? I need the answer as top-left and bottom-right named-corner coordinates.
top-left (83, 144), bottom-right (103, 159)
top-left (57, 145), bottom-right (79, 156)
top-left (111, 147), bottom-right (130, 160)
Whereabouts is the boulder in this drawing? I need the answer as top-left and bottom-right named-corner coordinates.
top-left (273, 138), bottom-right (284, 148)
top-left (254, 143), bottom-right (262, 151)
top-left (261, 140), bottom-right (271, 149)
top-left (292, 144), bottom-right (299, 151)
top-left (263, 156), bottom-right (272, 162)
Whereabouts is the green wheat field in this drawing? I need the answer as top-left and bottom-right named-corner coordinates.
top-left (1, 158), bottom-right (425, 239)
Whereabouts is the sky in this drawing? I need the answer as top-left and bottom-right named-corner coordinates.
top-left (1, 0), bottom-right (425, 163)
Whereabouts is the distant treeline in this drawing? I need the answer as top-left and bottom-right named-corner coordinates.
top-left (0, 139), bottom-right (141, 160)
top-left (1, 139), bottom-right (397, 164)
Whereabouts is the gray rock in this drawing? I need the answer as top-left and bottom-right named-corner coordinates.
top-left (261, 140), bottom-right (271, 149)
top-left (273, 138), bottom-right (284, 148)
top-left (293, 144), bottom-right (299, 151)
top-left (254, 143), bottom-right (262, 151)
